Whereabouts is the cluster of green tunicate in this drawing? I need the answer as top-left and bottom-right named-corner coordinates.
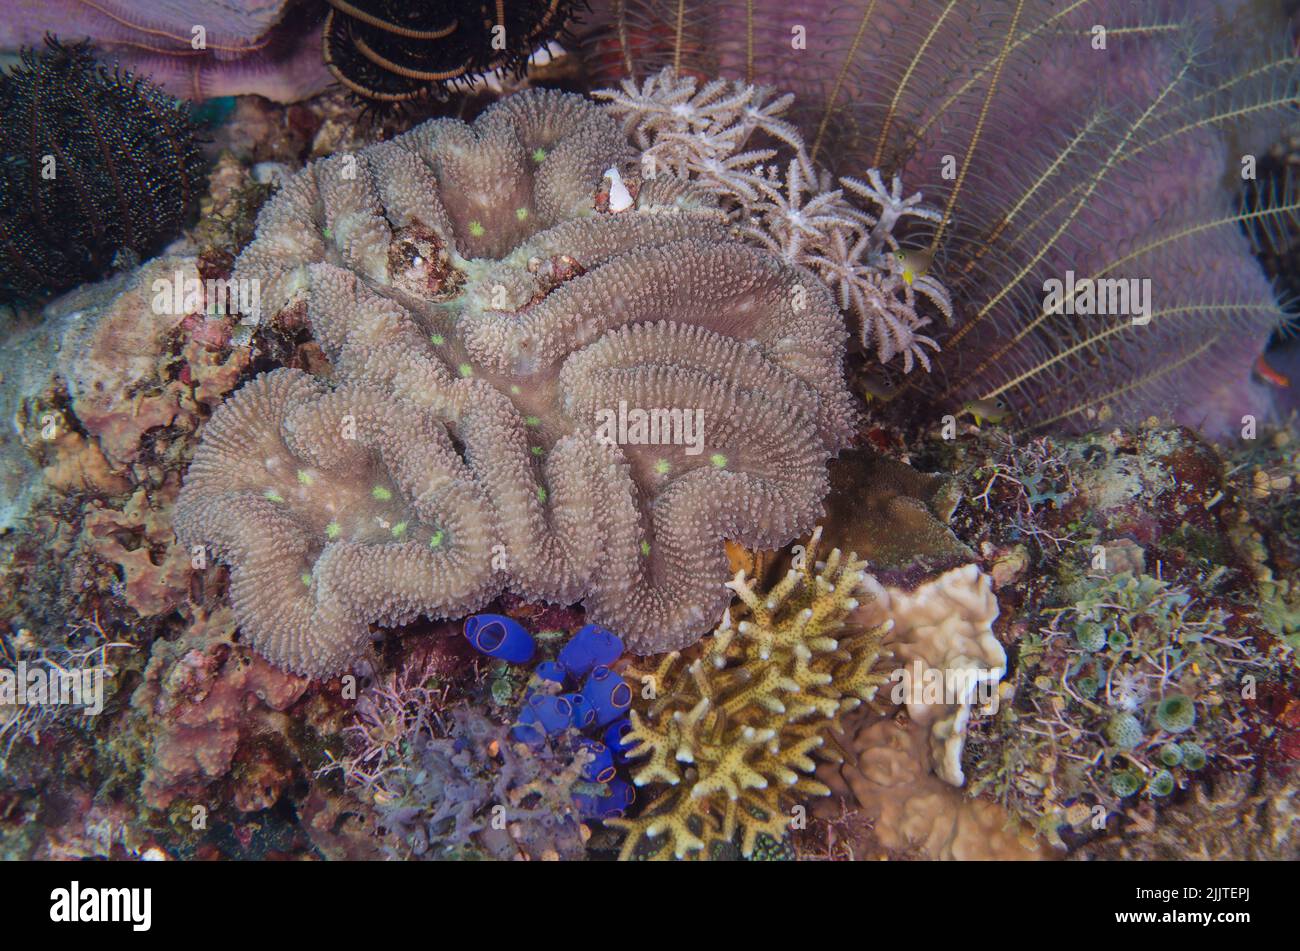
top-left (1108, 739), bottom-right (1207, 800)
top-left (1070, 576), bottom-right (1230, 802)
top-left (967, 570), bottom-right (1267, 847)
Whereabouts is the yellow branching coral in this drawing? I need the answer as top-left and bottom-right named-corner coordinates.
top-left (609, 529), bottom-right (889, 860)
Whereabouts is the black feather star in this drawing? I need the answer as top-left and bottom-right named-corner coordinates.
top-left (322, 0), bottom-right (582, 103)
top-left (0, 36), bottom-right (205, 304)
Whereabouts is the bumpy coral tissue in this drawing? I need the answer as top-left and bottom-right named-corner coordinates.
top-left (176, 89), bottom-right (856, 677)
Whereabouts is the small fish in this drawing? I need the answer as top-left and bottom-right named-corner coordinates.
top-left (960, 397), bottom-right (1010, 426)
top-left (857, 372), bottom-right (901, 403)
top-left (1254, 353), bottom-right (1291, 388)
top-left (894, 248), bottom-right (933, 286)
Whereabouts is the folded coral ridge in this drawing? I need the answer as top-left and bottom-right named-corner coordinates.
top-left (176, 88), bottom-right (856, 676)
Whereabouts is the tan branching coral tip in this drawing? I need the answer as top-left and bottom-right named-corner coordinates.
top-left (179, 88), bottom-right (857, 675)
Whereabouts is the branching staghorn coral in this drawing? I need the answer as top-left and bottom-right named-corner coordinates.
top-left (608, 529), bottom-right (890, 859)
top-left (579, 1), bottom-right (1299, 436)
top-left (177, 88), bottom-right (857, 677)
top-left (596, 69), bottom-right (953, 372)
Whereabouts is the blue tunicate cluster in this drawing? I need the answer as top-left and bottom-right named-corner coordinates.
top-left (462, 617), bottom-right (638, 820)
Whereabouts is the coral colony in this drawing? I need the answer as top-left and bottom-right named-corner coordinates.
top-left (0, 0), bottom-right (1297, 872)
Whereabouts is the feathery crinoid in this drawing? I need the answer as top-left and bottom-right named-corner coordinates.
top-left (323, 0), bottom-right (584, 103)
top-left (0, 36), bottom-right (205, 303)
top-left (179, 88), bottom-right (857, 676)
top-left (609, 528), bottom-right (890, 860)
top-left (579, 1), bottom-right (1299, 436)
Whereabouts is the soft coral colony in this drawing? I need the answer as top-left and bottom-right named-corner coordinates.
top-left (595, 69), bottom-right (954, 372)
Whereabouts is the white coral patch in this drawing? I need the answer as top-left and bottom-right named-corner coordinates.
top-left (855, 564), bottom-right (1006, 786)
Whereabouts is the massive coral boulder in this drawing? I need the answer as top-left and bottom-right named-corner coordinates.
top-left (176, 88), bottom-right (857, 677)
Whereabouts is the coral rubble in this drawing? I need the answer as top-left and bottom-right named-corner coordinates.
top-left (1073, 771), bottom-right (1299, 861)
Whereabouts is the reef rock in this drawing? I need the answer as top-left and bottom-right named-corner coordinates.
top-left (131, 606), bottom-right (308, 810)
top-left (0, 254), bottom-right (247, 530)
top-left (821, 714), bottom-right (1048, 860)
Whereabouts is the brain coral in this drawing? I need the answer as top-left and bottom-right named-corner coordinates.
top-left (176, 88), bottom-right (856, 677)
